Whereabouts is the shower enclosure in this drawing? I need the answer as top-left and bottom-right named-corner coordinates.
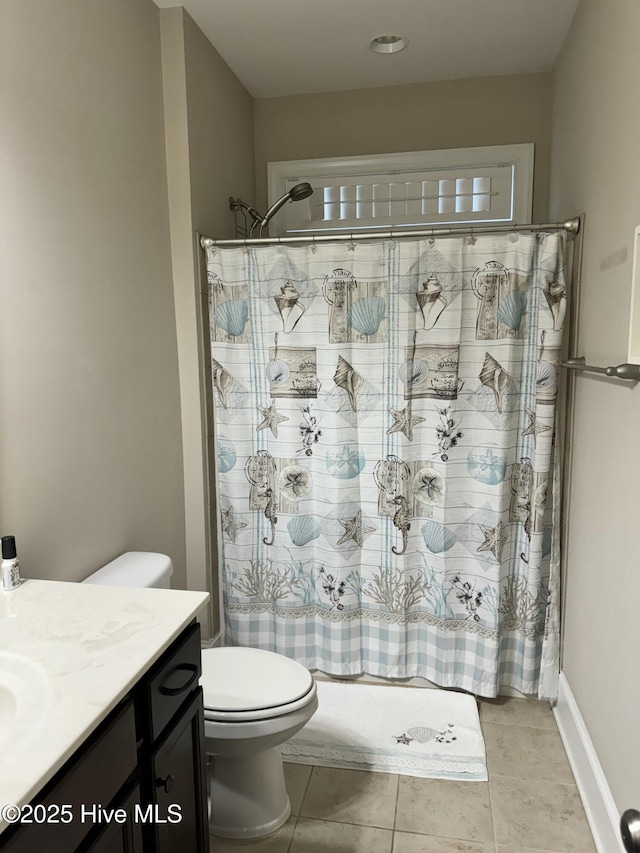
top-left (203, 220), bottom-right (578, 701)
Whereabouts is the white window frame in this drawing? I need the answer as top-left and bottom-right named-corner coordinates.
top-left (267, 144), bottom-right (534, 236)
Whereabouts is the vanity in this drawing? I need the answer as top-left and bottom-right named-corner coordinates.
top-left (0, 579), bottom-right (210, 852)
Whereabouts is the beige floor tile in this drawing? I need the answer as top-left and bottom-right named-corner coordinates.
top-left (209, 815), bottom-right (296, 853)
top-left (491, 777), bottom-right (596, 851)
top-left (484, 722), bottom-right (575, 784)
top-left (479, 696), bottom-right (556, 729)
top-left (290, 817), bottom-right (393, 852)
top-left (497, 847), bottom-right (571, 852)
top-left (395, 777), bottom-right (493, 843)
top-left (393, 831), bottom-right (494, 852)
top-left (284, 763), bottom-right (313, 815)
top-left (300, 766), bottom-right (398, 829)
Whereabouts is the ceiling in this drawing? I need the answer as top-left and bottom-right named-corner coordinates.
top-left (153, 0), bottom-right (580, 99)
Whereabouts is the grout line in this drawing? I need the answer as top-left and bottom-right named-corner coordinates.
top-left (391, 773), bottom-right (400, 852)
top-left (285, 813), bottom-right (300, 853)
top-left (296, 764), bottom-right (315, 818)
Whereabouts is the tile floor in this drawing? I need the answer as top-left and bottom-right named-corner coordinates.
top-left (209, 695), bottom-right (597, 853)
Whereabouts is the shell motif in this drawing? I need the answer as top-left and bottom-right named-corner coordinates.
top-left (399, 358), bottom-right (429, 388)
top-left (211, 359), bottom-right (233, 409)
top-left (497, 290), bottom-right (527, 331)
top-left (287, 515), bottom-right (321, 547)
top-left (467, 445), bottom-right (508, 485)
top-left (216, 438), bottom-right (237, 474)
top-left (214, 299), bottom-right (249, 338)
top-left (347, 296), bottom-right (386, 337)
top-left (325, 442), bottom-right (366, 479)
top-left (265, 359), bottom-right (290, 385)
top-left (278, 465), bottom-right (312, 501)
top-left (421, 521), bottom-right (457, 553)
top-left (479, 352), bottom-right (511, 414)
top-left (333, 355), bottom-right (364, 411)
top-left (406, 726), bottom-right (440, 744)
top-left (412, 467), bottom-right (446, 505)
top-left (536, 361), bottom-right (557, 391)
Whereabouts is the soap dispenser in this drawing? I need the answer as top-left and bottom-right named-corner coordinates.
top-left (1, 535), bottom-right (21, 590)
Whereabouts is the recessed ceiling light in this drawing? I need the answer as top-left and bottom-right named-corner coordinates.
top-left (369, 34), bottom-right (409, 54)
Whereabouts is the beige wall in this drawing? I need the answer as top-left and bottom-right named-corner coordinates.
top-left (0, 1), bottom-right (186, 584)
top-left (254, 73), bottom-right (553, 222)
top-left (549, 0), bottom-right (640, 811)
top-left (160, 8), bottom-right (255, 637)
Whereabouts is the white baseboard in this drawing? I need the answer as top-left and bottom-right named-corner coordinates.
top-left (553, 672), bottom-right (624, 853)
top-left (201, 632), bottom-right (221, 649)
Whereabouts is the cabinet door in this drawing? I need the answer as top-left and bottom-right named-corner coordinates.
top-left (83, 784), bottom-right (143, 853)
top-left (151, 687), bottom-right (208, 853)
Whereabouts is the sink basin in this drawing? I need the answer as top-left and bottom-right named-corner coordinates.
top-left (0, 652), bottom-right (51, 760)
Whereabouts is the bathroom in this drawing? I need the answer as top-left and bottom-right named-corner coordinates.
top-left (2, 0), bottom-right (639, 851)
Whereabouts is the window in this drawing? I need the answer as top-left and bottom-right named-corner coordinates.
top-left (267, 144), bottom-right (534, 236)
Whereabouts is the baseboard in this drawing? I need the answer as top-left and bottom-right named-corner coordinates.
top-left (201, 631), bottom-right (221, 649)
top-left (553, 672), bottom-right (624, 853)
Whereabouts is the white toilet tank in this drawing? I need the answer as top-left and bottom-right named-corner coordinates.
top-left (82, 551), bottom-right (173, 589)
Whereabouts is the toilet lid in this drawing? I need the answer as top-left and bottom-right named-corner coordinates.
top-left (200, 647), bottom-right (313, 712)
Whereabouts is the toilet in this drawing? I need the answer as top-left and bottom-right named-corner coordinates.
top-left (83, 552), bottom-right (318, 840)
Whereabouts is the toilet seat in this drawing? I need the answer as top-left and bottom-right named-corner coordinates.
top-left (201, 646), bottom-right (316, 722)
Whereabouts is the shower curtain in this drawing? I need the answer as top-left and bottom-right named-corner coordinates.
top-left (206, 232), bottom-right (566, 700)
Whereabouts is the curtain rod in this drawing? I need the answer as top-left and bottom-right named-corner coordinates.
top-left (199, 217), bottom-right (580, 249)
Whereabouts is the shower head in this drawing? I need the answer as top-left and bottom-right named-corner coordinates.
top-left (289, 182), bottom-right (314, 202)
top-left (255, 183), bottom-right (314, 236)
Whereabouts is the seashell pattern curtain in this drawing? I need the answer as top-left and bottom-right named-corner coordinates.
top-left (207, 233), bottom-right (566, 700)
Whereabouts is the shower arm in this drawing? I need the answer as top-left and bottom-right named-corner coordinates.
top-left (256, 194), bottom-right (296, 237)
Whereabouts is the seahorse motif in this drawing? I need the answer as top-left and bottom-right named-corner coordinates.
top-left (260, 487), bottom-right (278, 546)
top-left (391, 495), bottom-right (411, 556)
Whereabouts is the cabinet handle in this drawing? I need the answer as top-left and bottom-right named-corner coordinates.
top-left (156, 774), bottom-right (175, 794)
top-left (159, 663), bottom-right (199, 696)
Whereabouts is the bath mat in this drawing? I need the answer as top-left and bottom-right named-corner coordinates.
top-left (282, 679), bottom-right (487, 781)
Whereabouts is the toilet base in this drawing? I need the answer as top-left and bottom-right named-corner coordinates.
top-left (208, 747), bottom-right (292, 839)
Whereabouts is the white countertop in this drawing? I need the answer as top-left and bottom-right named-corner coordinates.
top-left (0, 579), bottom-right (209, 831)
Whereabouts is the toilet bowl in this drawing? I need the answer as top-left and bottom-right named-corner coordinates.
top-left (83, 552), bottom-right (318, 840)
top-left (201, 646), bottom-right (317, 839)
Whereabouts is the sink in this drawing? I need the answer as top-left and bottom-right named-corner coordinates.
top-left (0, 652), bottom-right (51, 759)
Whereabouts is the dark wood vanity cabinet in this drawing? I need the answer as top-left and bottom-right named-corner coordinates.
top-left (0, 622), bottom-right (208, 853)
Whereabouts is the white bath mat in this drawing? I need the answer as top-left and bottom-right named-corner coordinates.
top-left (282, 680), bottom-right (487, 781)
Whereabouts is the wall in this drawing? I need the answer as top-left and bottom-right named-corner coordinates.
top-left (0, 1), bottom-right (186, 584)
top-left (160, 8), bottom-right (255, 636)
top-left (549, 0), bottom-right (640, 812)
top-left (254, 72), bottom-right (553, 221)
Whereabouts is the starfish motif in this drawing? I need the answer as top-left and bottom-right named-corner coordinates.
top-left (257, 401), bottom-right (289, 438)
top-left (466, 234), bottom-right (477, 245)
top-left (394, 733), bottom-right (413, 745)
top-left (347, 240), bottom-right (356, 252)
top-left (336, 510), bottom-right (375, 547)
top-left (521, 408), bottom-right (552, 448)
top-left (221, 506), bottom-right (247, 543)
top-left (476, 522), bottom-right (507, 561)
top-left (386, 405), bottom-right (426, 441)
